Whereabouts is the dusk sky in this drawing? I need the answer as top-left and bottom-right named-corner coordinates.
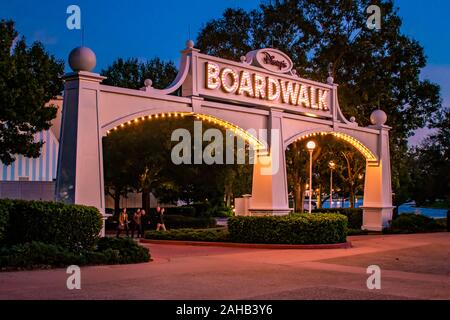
top-left (1, 0), bottom-right (449, 145)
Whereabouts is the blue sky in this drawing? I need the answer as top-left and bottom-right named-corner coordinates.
top-left (1, 0), bottom-right (449, 143)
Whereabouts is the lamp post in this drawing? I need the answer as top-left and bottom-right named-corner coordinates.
top-left (328, 161), bottom-right (336, 209)
top-left (306, 141), bottom-right (316, 213)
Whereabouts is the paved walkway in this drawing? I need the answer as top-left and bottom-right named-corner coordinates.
top-left (1, 233), bottom-right (449, 299)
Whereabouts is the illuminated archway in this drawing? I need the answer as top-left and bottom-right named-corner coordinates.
top-left (57, 41), bottom-right (393, 233)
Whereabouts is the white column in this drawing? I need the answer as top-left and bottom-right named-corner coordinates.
top-left (250, 110), bottom-right (291, 216)
top-left (55, 71), bottom-right (106, 235)
top-left (361, 125), bottom-right (394, 231)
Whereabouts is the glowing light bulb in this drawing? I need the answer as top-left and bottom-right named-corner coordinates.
top-left (306, 141), bottom-right (316, 151)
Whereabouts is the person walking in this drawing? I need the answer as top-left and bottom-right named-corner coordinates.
top-left (140, 209), bottom-right (147, 236)
top-left (116, 208), bottom-right (130, 237)
top-left (132, 209), bottom-right (144, 238)
top-left (156, 207), bottom-right (167, 231)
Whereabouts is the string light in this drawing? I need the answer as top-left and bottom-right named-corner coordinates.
top-left (295, 131), bottom-right (376, 160)
top-left (105, 112), bottom-right (265, 151)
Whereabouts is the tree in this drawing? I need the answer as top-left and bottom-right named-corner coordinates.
top-left (338, 149), bottom-right (365, 208)
top-left (101, 57), bottom-right (177, 90)
top-left (196, 0), bottom-right (442, 206)
top-left (103, 127), bottom-right (138, 213)
top-left (286, 141), bottom-right (313, 212)
top-left (409, 107), bottom-right (450, 207)
top-left (0, 20), bottom-right (63, 164)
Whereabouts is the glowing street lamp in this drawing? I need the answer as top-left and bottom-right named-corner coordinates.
top-left (306, 141), bottom-right (316, 213)
top-left (328, 161), bottom-right (336, 209)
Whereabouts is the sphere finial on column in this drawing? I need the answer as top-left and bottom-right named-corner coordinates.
top-left (370, 109), bottom-right (387, 126)
top-left (68, 46), bottom-right (97, 72)
top-left (186, 40), bottom-right (195, 49)
top-left (144, 79), bottom-right (153, 87)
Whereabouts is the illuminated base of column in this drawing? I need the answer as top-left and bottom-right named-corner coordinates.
top-left (249, 208), bottom-right (292, 216)
top-left (361, 206), bottom-right (394, 231)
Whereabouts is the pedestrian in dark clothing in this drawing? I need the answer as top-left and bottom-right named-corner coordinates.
top-left (131, 209), bottom-right (144, 238)
top-left (156, 207), bottom-right (166, 231)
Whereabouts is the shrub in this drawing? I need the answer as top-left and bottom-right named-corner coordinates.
top-left (191, 202), bottom-right (212, 217)
top-left (0, 242), bottom-right (86, 270)
top-left (388, 213), bottom-right (446, 234)
top-left (0, 199), bottom-right (102, 252)
top-left (209, 205), bottom-right (233, 217)
top-left (145, 228), bottom-right (229, 242)
top-left (165, 206), bottom-right (196, 217)
top-left (312, 208), bottom-right (363, 229)
top-left (96, 237), bottom-right (150, 264)
top-left (228, 214), bottom-right (347, 244)
top-left (0, 199), bottom-right (13, 242)
top-left (139, 204), bottom-right (232, 219)
top-left (0, 238), bottom-right (150, 271)
top-left (164, 215), bottom-right (217, 229)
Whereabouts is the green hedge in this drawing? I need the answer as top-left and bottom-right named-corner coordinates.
top-left (0, 238), bottom-right (150, 271)
top-left (1, 241), bottom-right (86, 270)
top-left (165, 206), bottom-right (196, 217)
top-left (0, 199), bottom-right (102, 251)
top-left (228, 214), bottom-right (348, 244)
top-left (189, 202), bottom-right (233, 217)
top-left (145, 228), bottom-right (229, 242)
top-left (164, 215), bottom-right (217, 229)
top-left (191, 202), bottom-right (211, 216)
top-left (312, 208), bottom-right (363, 229)
top-left (96, 237), bottom-right (150, 263)
top-left (0, 200), bottom-right (12, 242)
top-left (387, 214), bottom-right (446, 234)
top-left (209, 205), bottom-right (233, 217)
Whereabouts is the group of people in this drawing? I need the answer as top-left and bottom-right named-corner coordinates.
top-left (116, 206), bottom-right (166, 238)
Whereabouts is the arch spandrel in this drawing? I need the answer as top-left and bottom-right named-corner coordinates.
top-left (98, 87), bottom-right (192, 134)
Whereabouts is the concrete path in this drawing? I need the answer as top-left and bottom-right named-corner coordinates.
top-left (1, 233), bottom-right (449, 300)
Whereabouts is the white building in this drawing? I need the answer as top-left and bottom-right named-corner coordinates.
top-left (0, 97), bottom-right (62, 200)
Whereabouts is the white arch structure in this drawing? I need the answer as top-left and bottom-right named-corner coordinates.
top-left (56, 43), bottom-right (393, 233)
